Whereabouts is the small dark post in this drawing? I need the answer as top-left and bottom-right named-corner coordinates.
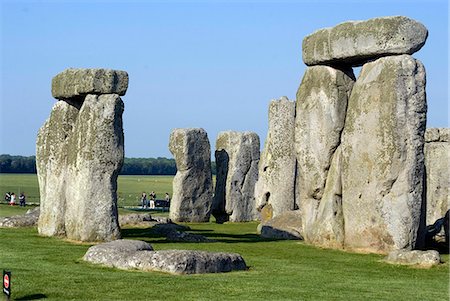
top-left (3, 270), bottom-right (11, 301)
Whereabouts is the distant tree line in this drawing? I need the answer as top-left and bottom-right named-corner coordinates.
top-left (0, 154), bottom-right (217, 175)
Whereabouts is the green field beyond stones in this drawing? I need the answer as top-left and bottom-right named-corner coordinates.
top-left (0, 174), bottom-right (449, 300)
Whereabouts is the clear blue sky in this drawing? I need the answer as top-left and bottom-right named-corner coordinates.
top-left (1, 0), bottom-right (448, 158)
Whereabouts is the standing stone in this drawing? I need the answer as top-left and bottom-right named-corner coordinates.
top-left (254, 97), bottom-right (296, 218)
top-left (212, 131), bottom-right (260, 222)
top-left (169, 128), bottom-right (213, 222)
top-left (36, 101), bottom-right (79, 237)
top-left (64, 94), bottom-right (124, 241)
top-left (37, 68), bottom-right (128, 242)
top-left (424, 128), bottom-right (450, 224)
top-left (295, 66), bottom-right (355, 244)
top-left (341, 55), bottom-right (426, 253)
top-left (302, 16), bottom-right (428, 66)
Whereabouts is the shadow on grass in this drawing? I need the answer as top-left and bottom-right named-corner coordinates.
top-left (15, 294), bottom-right (47, 300)
top-left (122, 227), bottom-right (288, 244)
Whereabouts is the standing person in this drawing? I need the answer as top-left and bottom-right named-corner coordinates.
top-left (149, 191), bottom-right (156, 209)
top-left (164, 193), bottom-right (170, 212)
top-left (19, 192), bottom-right (26, 207)
top-left (141, 192), bottom-right (148, 209)
top-left (9, 192), bottom-right (16, 206)
top-left (4, 192), bottom-right (11, 204)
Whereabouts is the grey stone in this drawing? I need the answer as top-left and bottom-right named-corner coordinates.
top-left (119, 213), bottom-right (154, 227)
top-left (424, 128), bottom-right (450, 225)
top-left (294, 66), bottom-right (354, 245)
top-left (341, 55), bottom-right (426, 253)
top-left (307, 147), bottom-right (345, 249)
top-left (254, 97), bottom-right (296, 218)
top-left (213, 131), bottom-right (260, 222)
top-left (166, 231), bottom-right (215, 243)
top-left (0, 207), bottom-right (40, 228)
top-left (83, 239), bottom-right (247, 274)
top-left (259, 210), bottom-right (303, 240)
top-left (64, 94), bottom-right (124, 242)
top-left (151, 223), bottom-right (191, 235)
top-left (168, 128), bottom-right (213, 222)
top-left (384, 250), bottom-right (441, 267)
top-left (37, 101), bottom-right (79, 237)
top-left (52, 68), bottom-right (129, 100)
top-left (302, 16), bottom-right (428, 66)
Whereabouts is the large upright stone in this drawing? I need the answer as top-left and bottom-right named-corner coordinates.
top-left (212, 131), bottom-right (260, 222)
top-left (36, 101), bottom-right (79, 237)
top-left (169, 128), bottom-right (213, 222)
top-left (52, 68), bottom-right (129, 100)
top-left (254, 97), bottom-right (296, 218)
top-left (341, 55), bottom-right (426, 253)
top-left (295, 66), bottom-right (355, 245)
top-left (302, 16), bottom-right (428, 66)
top-left (64, 94), bottom-right (124, 242)
top-left (424, 128), bottom-right (450, 224)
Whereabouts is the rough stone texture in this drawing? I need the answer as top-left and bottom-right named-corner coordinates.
top-left (341, 55), bottom-right (427, 253)
top-left (64, 94), bottom-right (124, 242)
top-left (36, 101), bottom-right (79, 237)
top-left (166, 231), bottom-right (215, 243)
top-left (84, 239), bottom-right (247, 274)
top-left (168, 128), bottom-right (213, 222)
top-left (212, 131), bottom-right (260, 222)
top-left (258, 210), bottom-right (303, 240)
top-left (302, 16), bottom-right (428, 66)
top-left (384, 250), bottom-right (441, 267)
top-left (307, 147), bottom-right (345, 249)
top-left (424, 128), bottom-right (450, 225)
top-left (294, 66), bottom-right (354, 245)
top-left (254, 97), bottom-right (296, 218)
top-left (0, 207), bottom-right (40, 228)
top-left (52, 68), bottom-right (129, 100)
top-left (119, 213), bottom-right (154, 227)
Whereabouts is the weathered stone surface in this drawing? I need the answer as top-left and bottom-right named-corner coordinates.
top-left (119, 213), bottom-right (154, 227)
top-left (0, 207), bottom-right (40, 228)
top-left (258, 210), bottom-right (303, 240)
top-left (424, 128), bottom-right (450, 225)
top-left (294, 66), bottom-right (354, 244)
top-left (64, 94), bottom-right (124, 242)
top-left (308, 147), bottom-right (345, 249)
top-left (384, 250), bottom-right (441, 267)
top-left (166, 231), bottom-right (215, 243)
top-left (37, 101), bottom-right (79, 237)
top-left (254, 97), bottom-right (296, 218)
top-left (212, 131), bottom-right (260, 222)
top-left (341, 55), bottom-right (426, 253)
top-left (168, 128), bottom-right (213, 222)
top-left (84, 239), bottom-right (247, 274)
top-left (302, 16), bottom-right (428, 66)
top-left (52, 68), bottom-right (129, 100)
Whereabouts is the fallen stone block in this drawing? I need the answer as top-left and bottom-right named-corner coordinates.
top-left (384, 250), bottom-right (441, 268)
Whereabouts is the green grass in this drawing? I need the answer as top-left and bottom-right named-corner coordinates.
top-left (0, 174), bottom-right (449, 300)
top-left (0, 174), bottom-right (174, 207)
top-left (0, 222), bottom-right (448, 301)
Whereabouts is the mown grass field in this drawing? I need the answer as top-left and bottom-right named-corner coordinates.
top-left (0, 174), bottom-right (449, 300)
top-left (0, 174), bottom-right (174, 207)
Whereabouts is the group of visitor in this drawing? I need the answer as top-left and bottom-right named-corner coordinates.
top-left (4, 192), bottom-right (26, 206)
top-left (140, 191), bottom-right (170, 210)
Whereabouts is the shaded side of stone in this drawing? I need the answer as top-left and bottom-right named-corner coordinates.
top-left (168, 128), bottom-right (213, 222)
top-left (213, 131), bottom-right (260, 222)
top-left (424, 128), bottom-right (450, 226)
top-left (258, 210), bottom-right (303, 240)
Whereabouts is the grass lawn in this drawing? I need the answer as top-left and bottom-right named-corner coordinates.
top-left (0, 174), bottom-right (174, 207)
top-left (0, 205), bottom-right (448, 301)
